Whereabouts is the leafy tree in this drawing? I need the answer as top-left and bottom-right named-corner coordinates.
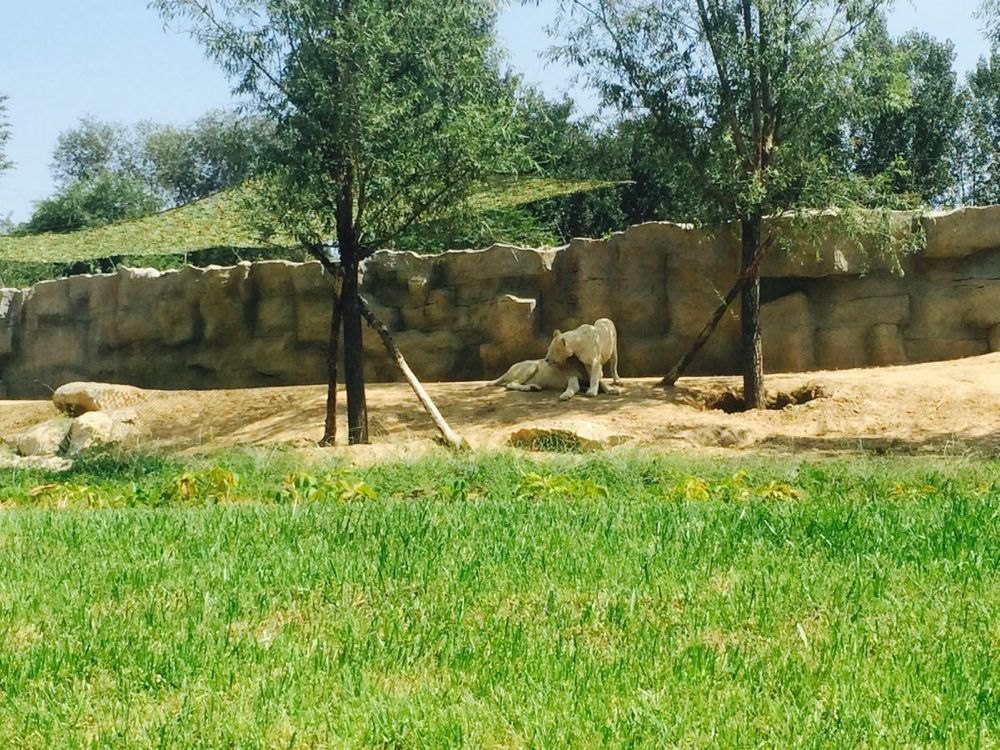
top-left (546, 0), bottom-right (900, 408)
top-left (0, 95), bottom-right (12, 177)
top-left (508, 86), bottom-right (629, 238)
top-left (954, 52), bottom-right (1000, 205)
top-left (22, 171), bottom-right (162, 234)
top-left (846, 26), bottom-right (962, 205)
top-left (139, 111), bottom-right (275, 206)
top-left (154, 0), bottom-right (523, 444)
top-left (982, 0), bottom-right (1000, 44)
top-left (51, 111), bottom-right (273, 208)
top-left (51, 117), bottom-right (137, 185)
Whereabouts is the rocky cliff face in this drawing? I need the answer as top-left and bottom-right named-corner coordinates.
top-left (2, 206), bottom-right (998, 398)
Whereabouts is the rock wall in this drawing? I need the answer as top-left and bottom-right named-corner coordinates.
top-left (2, 206), bottom-right (999, 398)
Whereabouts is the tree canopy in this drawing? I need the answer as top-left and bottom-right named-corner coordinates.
top-left (0, 95), bottom-right (12, 178)
top-left (545, 0), bottom-right (904, 407)
top-left (845, 24), bottom-right (962, 206)
top-left (22, 171), bottom-right (162, 235)
top-left (955, 51), bottom-right (1000, 205)
top-left (982, 0), bottom-right (1000, 43)
top-left (153, 0), bottom-right (525, 443)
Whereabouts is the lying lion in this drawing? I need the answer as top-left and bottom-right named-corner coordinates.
top-left (481, 357), bottom-right (622, 401)
top-left (545, 317), bottom-right (623, 397)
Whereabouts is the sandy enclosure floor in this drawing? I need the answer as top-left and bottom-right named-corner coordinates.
top-left (1, 353), bottom-right (998, 460)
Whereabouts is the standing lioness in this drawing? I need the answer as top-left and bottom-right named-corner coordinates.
top-left (545, 317), bottom-right (622, 397)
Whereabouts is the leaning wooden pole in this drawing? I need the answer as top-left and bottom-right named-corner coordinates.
top-left (659, 237), bottom-right (773, 388)
top-left (358, 297), bottom-right (469, 451)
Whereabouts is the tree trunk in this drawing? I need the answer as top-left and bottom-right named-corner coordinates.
top-left (358, 298), bottom-right (468, 451)
top-left (319, 277), bottom-right (343, 446)
top-left (741, 215), bottom-right (765, 409)
top-left (658, 235), bottom-right (771, 388)
top-left (340, 255), bottom-right (369, 445)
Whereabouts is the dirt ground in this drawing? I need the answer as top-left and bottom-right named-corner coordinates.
top-left (2, 353), bottom-right (999, 460)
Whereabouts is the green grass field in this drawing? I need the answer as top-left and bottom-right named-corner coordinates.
top-left (1, 451), bottom-right (999, 748)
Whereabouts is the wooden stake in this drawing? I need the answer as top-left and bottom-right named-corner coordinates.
top-left (358, 297), bottom-right (469, 451)
top-left (659, 236), bottom-right (773, 388)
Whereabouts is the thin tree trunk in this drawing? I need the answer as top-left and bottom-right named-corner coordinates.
top-left (319, 276), bottom-right (343, 446)
top-left (358, 297), bottom-right (468, 451)
top-left (659, 235), bottom-right (772, 387)
top-left (741, 215), bottom-right (765, 409)
top-left (340, 256), bottom-right (369, 445)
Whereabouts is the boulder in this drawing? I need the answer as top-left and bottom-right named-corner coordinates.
top-left (66, 409), bottom-right (138, 455)
top-left (53, 382), bottom-right (146, 416)
top-left (11, 418), bottom-right (71, 456)
top-left (922, 206), bottom-right (1000, 258)
top-left (0, 450), bottom-right (73, 472)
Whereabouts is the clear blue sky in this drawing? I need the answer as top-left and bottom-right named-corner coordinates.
top-left (0, 1), bottom-right (992, 224)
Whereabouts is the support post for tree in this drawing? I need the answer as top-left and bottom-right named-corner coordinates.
top-left (659, 235), bottom-right (772, 388)
top-left (319, 276), bottom-right (343, 447)
top-left (358, 297), bottom-right (469, 451)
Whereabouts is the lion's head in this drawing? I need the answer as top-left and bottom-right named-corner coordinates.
top-left (545, 329), bottom-right (573, 364)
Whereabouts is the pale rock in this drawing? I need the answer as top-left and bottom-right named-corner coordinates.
top-left (53, 381), bottom-right (146, 415)
top-left (0, 448), bottom-right (73, 472)
top-left (12, 418), bottom-right (71, 456)
top-left (67, 408), bottom-right (138, 455)
top-left (922, 206), bottom-right (1000, 258)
